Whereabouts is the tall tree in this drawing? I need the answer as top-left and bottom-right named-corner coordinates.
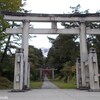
top-left (0, 0), bottom-right (25, 76)
top-left (0, 0), bottom-right (25, 62)
top-left (46, 4), bottom-right (92, 77)
top-left (28, 45), bottom-right (44, 80)
top-left (46, 34), bottom-right (79, 70)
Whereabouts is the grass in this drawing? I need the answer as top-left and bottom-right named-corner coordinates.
top-left (52, 76), bottom-right (76, 89)
top-left (30, 81), bottom-right (43, 89)
top-left (0, 77), bottom-right (13, 89)
top-left (0, 77), bottom-right (43, 89)
top-left (0, 76), bottom-right (76, 89)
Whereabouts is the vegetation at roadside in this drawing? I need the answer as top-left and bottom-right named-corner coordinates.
top-left (0, 77), bottom-right (12, 89)
top-left (52, 76), bottom-right (76, 89)
top-left (30, 81), bottom-right (43, 89)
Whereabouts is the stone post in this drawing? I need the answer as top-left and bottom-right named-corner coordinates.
top-left (13, 48), bottom-right (24, 91)
top-left (79, 21), bottom-right (88, 88)
top-left (27, 63), bottom-right (30, 89)
top-left (52, 68), bottom-right (54, 80)
top-left (40, 68), bottom-right (43, 80)
top-left (76, 58), bottom-right (82, 88)
top-left (22, 20), bottom-right (29, 88)
top-left (88, 47), bottom-right (100, 91)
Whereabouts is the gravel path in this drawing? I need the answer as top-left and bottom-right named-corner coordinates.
top-left (42, 76), bottom-right (58, 89)
top-left (0, 89), bottom-right (100, 100)
top-left (0, 77), bottom-right (100, 100)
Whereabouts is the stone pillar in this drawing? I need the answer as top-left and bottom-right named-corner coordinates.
top-left (22, 20), bottom-right (29, 88)
top-left (14, 48), bottom-right (24, 91)
top-left (52, 68), bottom-right (54, 80)
top-left (79, 21), bottom-right (88, 87)
top-left (27, 63), bottom-right (30, 89)
top-left (88, 47), bottom-right (100, 91)
top-left (76, 58), bottom-right (82, 88)
top-left (40, 68), bottom-right (42, 80)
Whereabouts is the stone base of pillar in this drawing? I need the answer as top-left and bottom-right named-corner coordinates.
top-left (78, 87), bottom-right (89, 90)
top-left (11, 88), bottom-right (31, 92)
top-left (11, 89), bottom-right (25, 92)
top-left (23, 85), bottom-right (31, 90)
top-left (88, 89), bottom-right (100, 92)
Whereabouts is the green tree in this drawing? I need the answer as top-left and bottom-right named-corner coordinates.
top-left (0, 54), bottom-right (15, 81)
top-left (46, 34), bottom-right (79, 75)
top-left (0, 0), bottom-right (25, 78)
top-left (28, 45), bottom-right (44, 81)
top-left (29, 45), bottom-right (44, 67)
top-left (46, 4), bottom-right (90, 78)
top-left (61, 61), bottom-right (75, 82)
top-left (0, 0), bottom-right (22, 12)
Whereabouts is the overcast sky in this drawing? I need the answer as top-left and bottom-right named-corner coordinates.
top-left (23, 0), bottom-right (100, 48)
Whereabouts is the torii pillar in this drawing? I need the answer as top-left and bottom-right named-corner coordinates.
top-left (79, 21), bottom-right (88, 88)
top-left (22, 20), bottom-right (29, 88)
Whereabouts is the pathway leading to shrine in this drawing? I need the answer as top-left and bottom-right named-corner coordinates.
top-left (0, 77), bottom-right (100, 100)
top-left (42, 76), bottom-right (58, 89)
top-left (0, 89), bottom-right (100, 100)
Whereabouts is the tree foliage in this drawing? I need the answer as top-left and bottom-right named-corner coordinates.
top-left (0, 0), bottom-right (24, 54)
top-left (46, 34), bottom-right (79, 75)
top-left (0, 0), bottom-right (24, 78)
top-left (46, 4), bottom-right (100, 80)
top-left (28, 45), bottom-right (44, 81)
top-left (0, 0), bottom-right (22, 12)
top-left (29, 45), bottom-right (44, 67)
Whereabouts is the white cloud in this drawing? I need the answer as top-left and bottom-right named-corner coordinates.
top-left (24, 0), bottom-right (100, 13)
top-left (29, 34), bottom-right (58, 48)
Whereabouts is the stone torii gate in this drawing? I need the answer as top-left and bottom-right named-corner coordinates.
top-left (40, 68), bottom-right (56, 80)
top-left (36, 68), bottom-right (56, 80)
top-left (2, 12), bottom-right (100, 91)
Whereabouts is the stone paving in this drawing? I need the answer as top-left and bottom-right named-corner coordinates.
top-left (0, 89), bottom-right (100, 100)
top-left (42, 76), bottom-right (58, 89)
top-left (0, 77), bottom-right (100, 100)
